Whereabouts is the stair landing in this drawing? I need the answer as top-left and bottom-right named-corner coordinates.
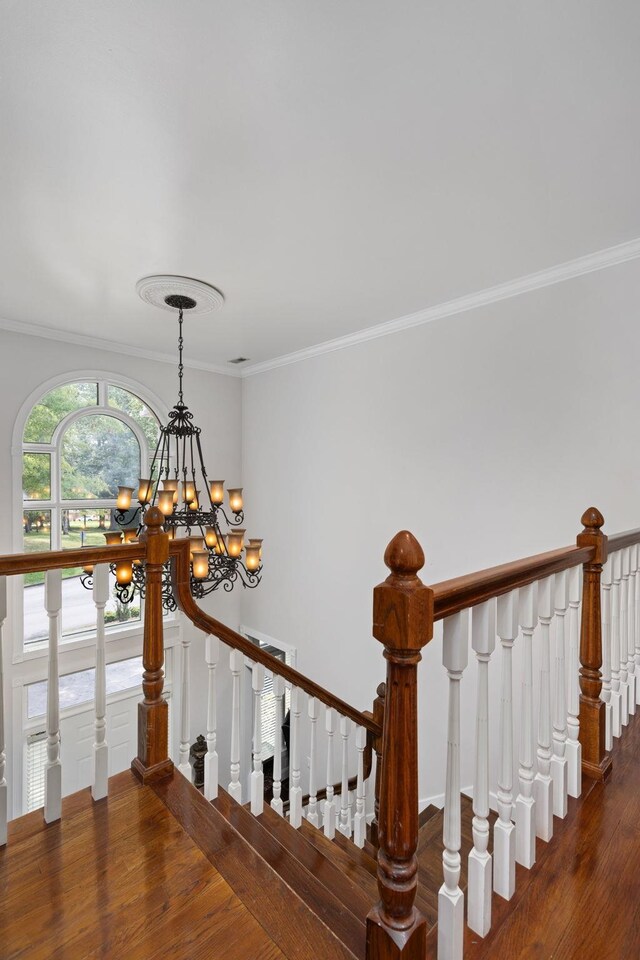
top-left (0, 771), bottom-right (287, 960)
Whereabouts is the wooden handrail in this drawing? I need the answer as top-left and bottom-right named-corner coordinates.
top-left (606, 526), bottom-right (640, 552)
top-left (170, 539), bottom-right (381, 736)
top-left (432, 543), bottom-right (594, 621)
top-left (0, 542), bottom-right (146, 577)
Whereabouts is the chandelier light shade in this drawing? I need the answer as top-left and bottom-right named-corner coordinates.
top-left (82, 281), bottom-right (262, 611)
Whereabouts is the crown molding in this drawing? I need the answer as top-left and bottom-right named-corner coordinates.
top-left (2, 236), bottom-right (640, 381)
top-left (0, 316), bottom-right (240, 378)
top-left (241, 236), bottom-right (640, 378)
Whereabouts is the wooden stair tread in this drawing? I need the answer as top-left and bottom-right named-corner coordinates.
top-left (256, 802), bottom-right (374, 925)
top-left (417, 794), bottom-right (496, 908)
top-left (211, 788), bottom-right (366, 959)
top-left (298, 817), bottom-right (380, 905)
top-left (418, 803), bottom-right (440, 828)
top-left (152, 774), bottom-right (360, 960)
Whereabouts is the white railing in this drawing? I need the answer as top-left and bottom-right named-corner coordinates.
top-left (437, 564), bottom-right (585, 960)
top-left (197, 635), bottom-right (374, 852)
top-left (602, 544), bottom-right (640, 745)
top-left (0, 561), bottom-right (120, 844)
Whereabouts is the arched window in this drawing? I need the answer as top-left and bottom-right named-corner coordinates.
top-left (20, 378), bottom-right (161, 645)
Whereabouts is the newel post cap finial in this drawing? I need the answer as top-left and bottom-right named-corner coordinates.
top-left (384, 530), bottom-right (425, 580)
top-left (581, 506), bottom-right (604, 531)
top-left (577, 505), bottom-right (607, 564)
top-left (373, 531), bottom-right (433, 652)
top-left (140, 506), bottom-right (169, 563)
top-left (142, 506), bottom-right (164, 531)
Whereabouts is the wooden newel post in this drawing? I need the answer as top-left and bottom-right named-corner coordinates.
top-left (366, 531), bottom-right (433, 960)
top-left (577, 507), bottom-right (612, 782)
top-left (131, 507), bottom-right (174, 785)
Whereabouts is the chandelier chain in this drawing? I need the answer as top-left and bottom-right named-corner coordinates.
top-left (178, 308), bottom-right (185, 405)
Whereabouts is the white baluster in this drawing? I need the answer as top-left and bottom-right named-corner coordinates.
top-left (178, 629), bottom-right (191, 779)
top-left (288, 686), bottom-right (302, 828)
top-left (601, 560), bottom-right (613, 752)
top-left (620, 548), bottom-right (630, 726)
top-left (627, 546), bottom-right (636, 715)
top-left (324, 707), bottom-right (337, 839)
top-left (353, 725), bottom-right (367, 849)
top-left (551, 571), bottom-right (568, 820)
top-left (204, 635), bottom-right (219, 801)
top-left (250, 663), bottom-right (265, 816)
top-left (634, 544), bottom-right (640, 706)
top-left (468, 599), bottom-right (495, 938)
top-left (516, 582), bottom-right (537, 868)
top-left (91, 565), bottom-right (109, 802)
top-left (439, 610), bottom-right (469, 960)
top-left (338, 715), bottom-right (352, 838)
top-left (44, 569), bottom-right (62, 824)
top-left (271, 675), bottom-right (285, 815)
top-left (494, 591), bottom-right (517, 900)
top-left (0, 577), bottom-right (7, 847)
top-left (306, 697), bottom-right (319, 827)
top-left (611, 551), bottom-right (622, 739)
top-left (566, 566), bottom-right (582, 799)
top-left (228, 649), bottom-right (243, 802)
top-left (534, 576), bottom-right (554, 842)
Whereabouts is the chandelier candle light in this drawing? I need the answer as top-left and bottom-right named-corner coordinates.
top-left (82, 279), bottom-right (262, 611)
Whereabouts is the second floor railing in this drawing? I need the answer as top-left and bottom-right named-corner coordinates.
top-left (0, 502), bottom-right (637, 960)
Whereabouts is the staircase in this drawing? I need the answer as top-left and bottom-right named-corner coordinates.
top-left (1, 504), bottom-right (634, 960)
top-left (156, 765), bottom-right (479, 960)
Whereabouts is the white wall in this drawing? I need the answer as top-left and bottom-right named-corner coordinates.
top-left (240, 257), bottom-right (640, 802)
top-left (0, 327), bottom-right (243, 816)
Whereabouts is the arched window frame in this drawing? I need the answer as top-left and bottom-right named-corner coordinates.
top-left (12, 371), bottom-right (170, 659)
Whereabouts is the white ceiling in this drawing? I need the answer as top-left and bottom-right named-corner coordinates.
top-left (2, 1), bottom-right (640, 370)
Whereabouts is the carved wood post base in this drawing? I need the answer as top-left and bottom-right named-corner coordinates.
top-left (131, 700), bottom-right (174, 784)
top-left (579, 697), bottom-right (612, 781)
top-left (366, 906), bottom-right (427, 960)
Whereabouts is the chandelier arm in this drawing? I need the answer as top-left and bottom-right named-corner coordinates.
top-left (149, 429), bottom-right (169, 507)
top-left (195, 432), bottom-right (214, 510)
top-left (215, 504), bottom-right (244, 527)
top-left (189, 432), bottom-right (198, 499)
top-left (114, 505), bottom-right (142, 527)
top-left (147, 424), bottom-right (165, 496)
top-left (181, 433), bottom-right (188, 493)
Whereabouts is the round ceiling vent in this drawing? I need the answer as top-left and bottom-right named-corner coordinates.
top-left (136, 275), bottom-right (225, 314)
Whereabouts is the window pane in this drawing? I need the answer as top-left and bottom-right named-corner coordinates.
top-left (24, 382), bottom-right (97, 443)
top-left (23, 509), bottom-right (51, 631)
top-left (24, 567), bottom-right (141, 645)
top-left (61, 508), bottom-right (113, 551)
top-left (108, 386), bottom-right (161, 450)
top-left (26, 655), bottom-right (143, 719)
top-left (23, 509), bottom-right (51, 550)
top-left (61, 568), bottom-right (140, 639)
top-left (22, 453), bottom-right (51, 500)
top-left (60, 508), bottom-right (113, 580)
top-left (61, 414), bottom-right (140, 500)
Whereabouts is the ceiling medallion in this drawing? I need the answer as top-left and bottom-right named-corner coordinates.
top-left (135, 275), bottom-right (225, 314)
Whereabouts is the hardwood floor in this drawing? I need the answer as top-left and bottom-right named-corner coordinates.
top-left (4, 713), bottom-right (640, 960)
top-left (0, 771), bottom-right (287, 960)
top-left (453, 708), bottom-right (640, 960)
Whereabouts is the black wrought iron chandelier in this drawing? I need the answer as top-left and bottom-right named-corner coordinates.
top-left (81, 287), bottom-right (262, 611)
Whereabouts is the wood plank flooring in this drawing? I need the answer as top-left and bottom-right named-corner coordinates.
top-left (0, 770), bottom-right (288, 960)
top-left (451, 709), bottom-right (640, 960)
